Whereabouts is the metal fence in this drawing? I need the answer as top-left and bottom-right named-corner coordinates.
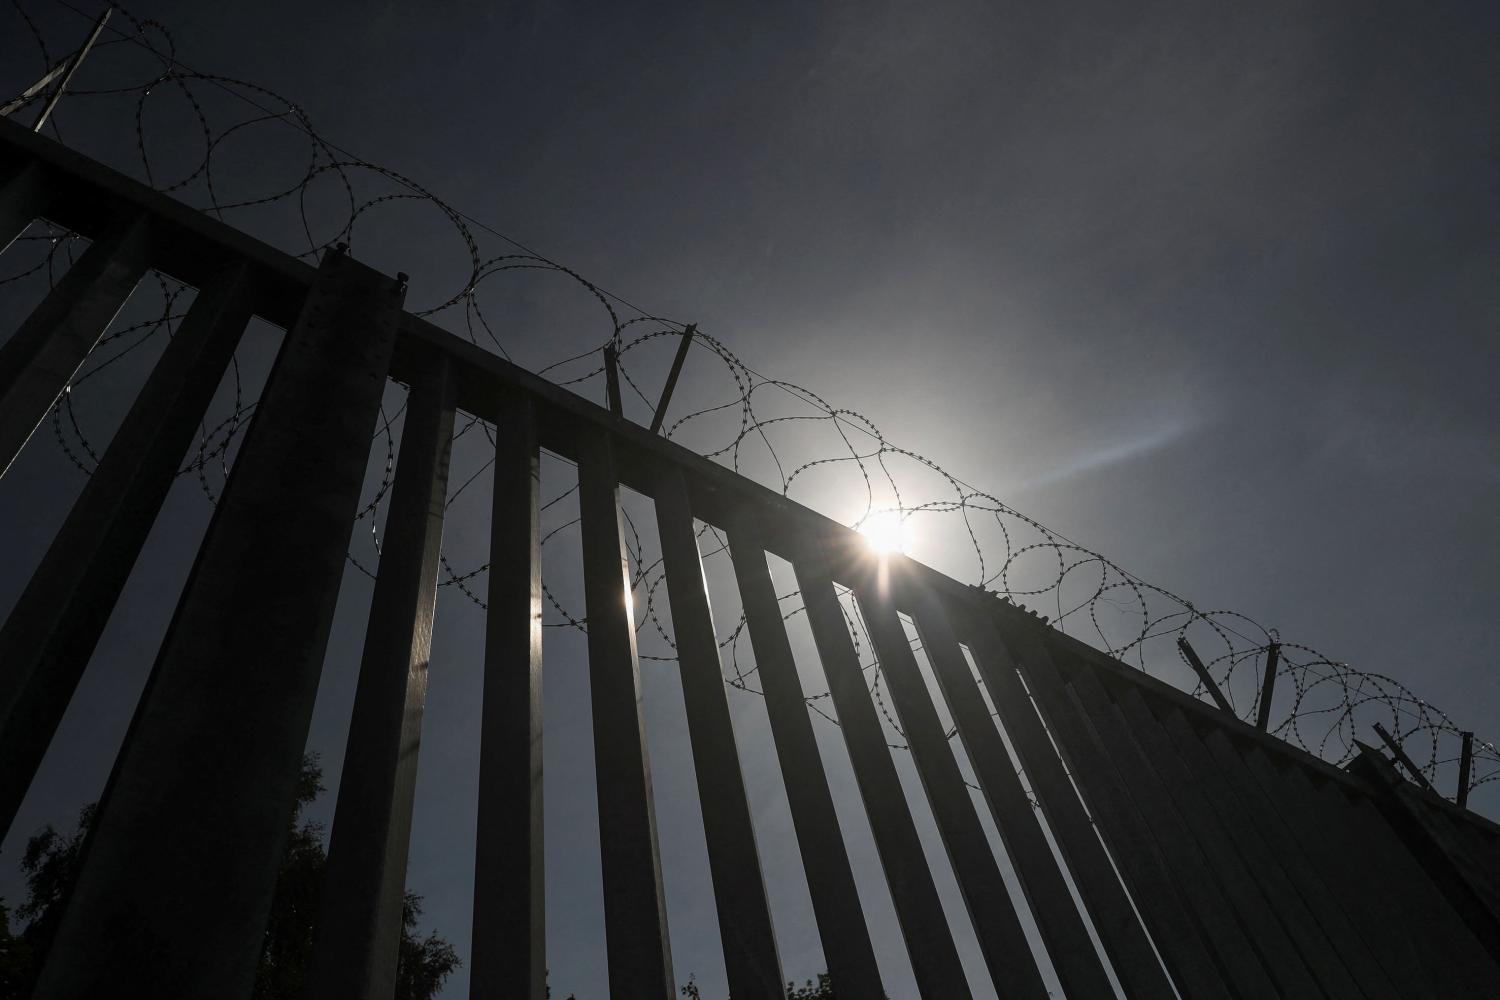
top-left (3, 113), bottom-right (1500, 999)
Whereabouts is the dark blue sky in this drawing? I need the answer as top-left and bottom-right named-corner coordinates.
top-left (2, 2), bottom-right (1498, 997)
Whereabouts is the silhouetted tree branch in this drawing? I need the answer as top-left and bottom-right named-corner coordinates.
top-left (0, 755), bottom-right (459, 1000)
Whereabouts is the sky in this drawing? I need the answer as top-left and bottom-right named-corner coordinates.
top-left (2, 1), bottom-right (1499, 997)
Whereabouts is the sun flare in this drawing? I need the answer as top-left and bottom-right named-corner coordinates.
top-left (859, 510), bottom-right (908, 555)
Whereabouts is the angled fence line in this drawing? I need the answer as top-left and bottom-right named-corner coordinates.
top-left (3, 0), bottom-right (1494, 807)
top-left (4, 114), bottom-right (1500, 999)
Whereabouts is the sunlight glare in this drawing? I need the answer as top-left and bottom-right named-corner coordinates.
top-left (859, 510), bottom-right (908, 555)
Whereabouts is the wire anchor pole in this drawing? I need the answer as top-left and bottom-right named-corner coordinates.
top-left (1177, 638), bottom-right (1234, 715)
top-left (649, 323), bottom-right (696, 434)
top-left (1372, 722), bottom-right (1436, 793)
top-left (1456, 731), bottom-right (1474, 808)
top-left (13, 7), bottom-right (114, 131)
top-left (1255, 641), bottom-right (1280, 731)
top-left (603, 343), bottom-right (623, 417)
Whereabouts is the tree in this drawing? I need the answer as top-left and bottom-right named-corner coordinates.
top-left (784, 974), bottom-right (837, 999)
top-left (2, 758), bottom-right (845, 1000)
top-left (0, 756), bottom-right (459, 1000)
top-left (678, 971), bottom-right (838, 999)
top-left (0, 901), bottom-right (31, 998)
top-left (0, 802), bottom-right (96, 999)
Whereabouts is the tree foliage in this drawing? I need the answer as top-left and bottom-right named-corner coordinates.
top-left (783, 973), bottom-right (837, 999)
top-left (678, 971), bottom-right (837, 999)
top-left (0, 755), bottom-right (852, 1000)
top-left (0, 756), bottom-right (458, 1000)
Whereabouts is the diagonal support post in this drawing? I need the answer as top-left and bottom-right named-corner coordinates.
top-left (648, 323), bottom-right (695, 434)
top-left (1178, 637), bottom-right (1234, 715)
top-left (0, 62), bottom-right (72, 119)
top-left (27, 6), bottom-right (113, 131)
top-left (1372, 723), bottom-right (1437, 793)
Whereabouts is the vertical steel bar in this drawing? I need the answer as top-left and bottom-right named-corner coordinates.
top-left (904, 592), bottom-right (1117, 1000)
top-left (1459, 731), bottom-right (1475, 809)
top-left (993, 621), bottom-right (1234, 999)
top-left (1177, 637), bottom-right (1234, 715)
top-left (724, 507), bottom-right (887, 999)
top-left (653, 467), bottom-right (783, 999)
top-left (0, 260), bottom-right (254, 839)
top-left (1108, 681), bottom-right (1338, 996)
top-left (306, 355), bottom-right (457, 1000)
top-left (956, 611), bottom-right (1179, 1000)
top-left (1254, 641), bottom-right (1279, 731)
top-left (577, 430), bottom-right (675, 997)
top-left (32, 249), bottom-right (403, 998)
top-left (0, 157), bottom-right (49, 254)
top-left (846, 564), bottom-right (1046, 998)
top-left (470, 391), bottom-right (545, 1000)
top-left (791, 538), bottom-right (973, 1000)
top-left (0, 206), bottom-right (151, 477)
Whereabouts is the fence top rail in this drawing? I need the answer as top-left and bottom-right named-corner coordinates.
top-left (6, 113), bottom-right (1490, 838)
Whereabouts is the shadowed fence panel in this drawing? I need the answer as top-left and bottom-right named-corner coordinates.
top-left (0, 158), bottom-right (49, 252)
top-left (1327, 779), bottom-right (1500, 989)
top-left (0, 206), bottom-right (151, 476)
top-left (1146, 699), bottom-right (1394, 1000)
top-left (1191, 724), bottom-right (1410, 1000)
top-left (1101, 680), bottom-right (1329, 996)
top-left (792, 536), bottom-right (974, 999)
top-left (31, 248), bottom-right (403, 999)
top-left (4, 114), bottom-right (1500, 999)
top-left (1243, 744), bottom-right (1442, 999)
top-left (727, 508), bottom-right (888, 999)
top-left (1053, 655), bottom-right (1290, 998)
top-left (849, 570), bottom-right (1047, 999)
top-left (653, 467), bottom-right (784, 1000)
top-left (307, 354), bottom-right (458, 1000)
top-left (577, 431), bottom-right (676, 997)
top-left (957, 611), bottom-right (1180, 1000)
top-left (902, 589), bottom-right (1118, 1000)
top-left (1013, 625), bottom-right (1239, 1000)
top-left (0, 259), bottom-right (254, 836)
top-left (470, 390), bottom-right (545, 1000)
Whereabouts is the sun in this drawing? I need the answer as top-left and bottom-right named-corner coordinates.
top-left (858, 510), bottom-right (908, 555)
